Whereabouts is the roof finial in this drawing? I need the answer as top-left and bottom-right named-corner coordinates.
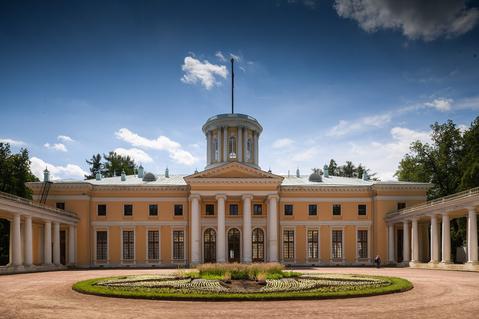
top-left (231, 57), bottom-right (234, 114)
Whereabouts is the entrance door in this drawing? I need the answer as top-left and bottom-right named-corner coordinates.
top-left (60, 230), bottom-right (66, 265)
top-left (228, 228), bottom-right (240, 263)
top-left (252, 228), bottom-right (265, 262)
top-left (397, 229), bottom-right (404, 263)
top-left (204, 228), bottom-right (216, 263)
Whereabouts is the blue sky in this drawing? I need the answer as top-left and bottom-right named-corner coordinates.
top-left (1, 0), bottom-right (478, 180)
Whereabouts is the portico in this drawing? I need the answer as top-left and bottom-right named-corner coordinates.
top-left (385, 187), bottom-right (479, 271)
top-left (0, 191), bottom-right (79, 274)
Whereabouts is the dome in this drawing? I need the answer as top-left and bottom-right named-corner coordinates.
top-left (309, 168), bottom-right (322, 182)
top-left (142, 172), bottom-right (157, 182)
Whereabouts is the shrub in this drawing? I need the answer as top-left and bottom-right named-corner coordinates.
top-left (197, 262), bottom-right (285, 280)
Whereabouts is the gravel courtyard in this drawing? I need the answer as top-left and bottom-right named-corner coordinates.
top-left (1, 267), bottom-right (478, 319)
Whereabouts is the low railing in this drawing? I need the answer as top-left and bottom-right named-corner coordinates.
top-left (386, 186), bottom-right (479, 220)
top-left (0, 190), bottom-right (78, 219)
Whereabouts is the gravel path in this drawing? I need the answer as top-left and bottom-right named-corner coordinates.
top-left (1, 267), bottom-right (478, 319)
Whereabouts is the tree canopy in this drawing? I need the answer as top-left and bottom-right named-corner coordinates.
top-left (326, 159), bottom-right (377, 180)
top-left (85, 152), bottom-right (137, 179)
top-left (0, 143), bottom-right (38, 198)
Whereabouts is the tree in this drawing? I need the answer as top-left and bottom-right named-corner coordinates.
top-left (85, 153), bottom-right (103, 179)
top-left (86, 152), bottom-right (137, 179)
top-left (328, 159), bottom-right (338, 176)
top-left (459, 117), bottom-right (479, 190)
top-left (326, 159), bottom-right (377, 180)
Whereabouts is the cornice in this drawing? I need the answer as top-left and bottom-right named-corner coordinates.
top-left (280, 185), bottom-right (372, 193)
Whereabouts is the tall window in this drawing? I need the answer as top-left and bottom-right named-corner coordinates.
top-left (229, 204), bottom-right (239, 216)
top-left (397, 202), bottom-right (406, 210)
top-left (253, 204), bottom-right (262, 216)
top-left (149, 204), bottom-right (158, 216)
top-left (96, 231), bottom-right (107, 261)
top-left (358, 204), bottom-right (367, 216)
top-left (124, 204), bottom-right (133, 216)
top-left (307, 229), bottom-right (319, 259)
top-left (283, 230), bottom-right (294, 260)
top-left (203, 228), bottom-right (216, 263)
top-left (148, 230), bottom-right (160, 260)
top-left (246, 138), bottom-right (252, 160)
top-left (308, 204), bottom-right (317, 216)
top-left (284, 204), bottom-right (293, 216)
top-left (332, 204), bottom-right (341, 216)
top-left (229, 136), bottom-right (237, 158)
top-left (173, 230), bottom-right (185, 260)
top-left (332, 230), bottom-right (343, 259)
top-left (252, 228), bottom-right (264, 262)
top-left (357, 230), bottom-right (368, 259)
top-left (97, 204), bottom-right (107, 216)
top-left (122, 230), bottom-right (134, 260)
top-left (205, 204), bottom-right (215, 216)
top-left (56, 202), bottom-right (65, 210)
top-left (214, 137), bottom-right (219, 161)
top-left (174, 204), bottom-right (183, 216)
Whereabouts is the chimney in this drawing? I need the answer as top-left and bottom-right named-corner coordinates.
top-left (138, 164), bottom-right (144, 179)
top-left (296, 167), bottom-right (300, 178)
top-left (323, 164), bottom-right (329, 178)
top-left (43, 167), bottom-right (50, 182)
top-left (165, 167), bottom-right (170, 178)
top-left (121, 170), bottom-right (126, 181)
top-left (95, 172), bottom-right (101, 181)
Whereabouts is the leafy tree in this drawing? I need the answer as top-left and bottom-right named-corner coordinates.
top-left (85, 153), bottom-right (103, 179)
top-left (459, 117), bottom-right (479, 190)
top-left (328, 159), bottom-right (338, 176)
top-left (326, 159), bottom-right (377, 180)
top-left (86, 152), bottom-right (137, 178)
top-left (340, 161), bottom-right (355, 177)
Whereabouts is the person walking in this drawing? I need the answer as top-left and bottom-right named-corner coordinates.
top-left (374, 255), bottom-right (381, 268)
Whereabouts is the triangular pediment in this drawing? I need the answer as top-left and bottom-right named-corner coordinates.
top-left (184, 162), bottom-right (284, 181)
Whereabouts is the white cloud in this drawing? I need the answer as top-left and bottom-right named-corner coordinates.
top-left (114, 147), bottom-right (153, 163)
top-left (272, 138), bottom-right (295, 149)
top-left (456, 96), bottom-right (479, 110)
top-left (115, 128), bottom-right (197, 166)
top-left (44, 143), bottom-right (67, 152)
top-left (229, 53), bottom-right (241, 62)
top-left (215, 51), bottom-right (226, 62)
top-left (425, 98), bottom-right (453, 112)
top-left (181, 56), bottom-right (228, 90)
top-left (30, 157), bottom-right (87, 180)
top-left (0, 138), bottom-right (26, 146)
top-left (334, 0), bottom-right (479, 41)
top-left (292, 147), bottom-right (320, 161)
top-left (57, 135), bottom-right (74, 143)
top-left (327, 113), bottom-right (391, 137)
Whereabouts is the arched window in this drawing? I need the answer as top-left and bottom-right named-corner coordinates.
top-left (246, 138), bottom-right (252, 161)
top-left (214, 138), bottom-right (219, 161)
top-left (252, 228), bottom-right (264, 262)
top-left (204, 228), bottom-right (216, 263)
top-left (229, 136), bottom-right (237, 159)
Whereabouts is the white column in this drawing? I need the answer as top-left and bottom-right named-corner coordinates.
top-left (441, 212), bottom-right (451, 263)
top-left (12, 214), bottom-right (22, 267)
top-left (242, 194), bottom-right (252, 263)
top-left (43, 221), bottom-right (52, 265)
top-left (53, 222), bottom-right (61, 265)
top-left (388, 224), bottom-right (395, 263)
top-left (403, 220), bottom-right (410, 263)
top-left (24, 216), bottom-right (33, 267)
top-left (222, 127), bottom-right (228, 162)
top-left (206, 131), bottom-right (211, 165)
top-left (237, 127), bottom-right (243, 162)
top-left (267, 194), bottom-right (279, 262)
top-left (68, 224), bottom-right (76, 265)
top-left (190, 194), bottom-right (201, 264)
top-left (467, 207), bottom-right (478, 264)
top-left (430, 214), bottom-right (439, 263)
top-left (216, 194), bottom-right (226, 263)
top-left (411, 218), bottom-right (419, 263)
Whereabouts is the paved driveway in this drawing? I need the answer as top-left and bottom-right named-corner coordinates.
top-left (1, 267), bottom-right (478, 319)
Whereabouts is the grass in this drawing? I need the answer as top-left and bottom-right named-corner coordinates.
top-left (196, 262), bottom-right (290, 280)
top-left (72, 275), bottom-right (413, 301)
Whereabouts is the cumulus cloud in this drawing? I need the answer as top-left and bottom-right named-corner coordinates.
top-left (114, 147), bottom-right (153, 163)
top-left (272, 138), bottom-right (295, 149)
top-left (0, 138), bottom-right (26, 146)
top-left (181, 56), bottom-right (228, 90)
top-left (291, 147), bottom-right (319, 161)
top-left (30, 157), bottom-right (87, 180)
top-left (115, 128), bottom-right (197, 165)
top-left (327, 113), bottom-right (392, 137)
top-left (44, 143), bottom-right (67, 152)
top-left (334, 0), bottom-right (479, 41)
top-left (215, 51), bottom-right (226, 62)
top-left (57, 135), bottom-right (74, 143)
top-left (425, 98), bottom-right (453, 112)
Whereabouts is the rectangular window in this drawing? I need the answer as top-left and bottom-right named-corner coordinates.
top-left (205, 204), bottom-right (215, 216)
top-left (148, 230), bottom-right (160, 260)
top-left (358, 204), bottom-right (367, 216)
top-left (122, 230), bottom-right (134, 260)
top-left (357, 230), bottom-right (368, 259)
top-left (332, 230), bottom-right (343, 259)
top-left (283, 230), bottom-right (294, 260)
top-left (96, 231), bottom-right (107, 261)
top-left (174, 204), bottom-right (183, 216)
top-left (284, 204), bottom-right (293, 216)
top-left (149, 204), bottom-right (158, 216)
top-left (308, 204), bottom-right (317, 216)
top-left (332, 204), bottom-right (341, 216)
top-left (229, 204), bottom-right (239, 216)
top-left (56, 202), bottom-right (65, 210)
top-left (307, 229), bottom-right (319, 259)
top-left (253, 204), bottom-right (262, 216)
top-left (173, 230), bottom-right (185, 260)
top-left (124, 204), bottom-right (133, 216)
top-left (397, 202), bottom-right (406, 210)
top-left (97, 204), bottom-right (107, 216)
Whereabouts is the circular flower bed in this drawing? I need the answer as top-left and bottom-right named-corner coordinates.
top-left (73, 272), bottom-right (412, 301)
